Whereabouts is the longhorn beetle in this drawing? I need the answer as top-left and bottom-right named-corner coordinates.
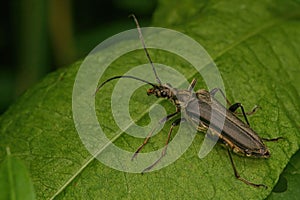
top-left (96, 14), bottom-right (282, 189)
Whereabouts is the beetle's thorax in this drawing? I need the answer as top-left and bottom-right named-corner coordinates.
top-left (174, 90), bottom-right (195, 108)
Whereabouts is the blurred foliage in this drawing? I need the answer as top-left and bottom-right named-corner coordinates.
top-left (0, 0), bottom-right (157, 114)
top-left (0, 147), bottom-right (36, 200)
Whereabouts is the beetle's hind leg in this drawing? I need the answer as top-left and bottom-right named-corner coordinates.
top-left (227, 149), bottom-right (268, 189)
top-left (228, 100), bottom-right (282, 142)
top-left (262, 137), bottom-right (284, 142)
top-left (141, 118), bottom-right (185, 174)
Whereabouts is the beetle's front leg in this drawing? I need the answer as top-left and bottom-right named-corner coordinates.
top-left (131, 110), bottom-right (180, 160)
top-left (142, 118), bottom-right (185, 173)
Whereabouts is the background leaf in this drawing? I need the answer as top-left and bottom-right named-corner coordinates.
top-left (0, 0), bottom-right (300, 199)
top-left (0, 147), bottom-right (35, 200)
top-left (267, 149), bottom-right (300, 199)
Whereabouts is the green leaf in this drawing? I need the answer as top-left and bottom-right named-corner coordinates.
top-left (1, 0), bottom-right (300, 199)
top-left (0, 147), bottom-right (35, 200)
top-left (267, 149), bottom-right (300, 200)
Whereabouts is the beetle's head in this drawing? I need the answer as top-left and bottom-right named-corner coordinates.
top-left (147, 83), bottom-right (175, 99)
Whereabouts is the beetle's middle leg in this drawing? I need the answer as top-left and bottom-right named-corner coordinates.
top-left (188, 79), bottom-right (197, 91)
top-left (142, 118), bottom-right (185, 173)
top-left (210, 88), bottom-right (231, 106)
top-left (210, 88), bottom-right (259, 116)
top-left (131, 110), bottom-right (179, 160)
top-left (228, 103), bottom-right (251, 126)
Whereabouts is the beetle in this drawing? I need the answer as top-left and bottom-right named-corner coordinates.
top-left (96, 14), bottom-right (281, 189)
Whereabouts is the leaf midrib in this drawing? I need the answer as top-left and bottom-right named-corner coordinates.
top-left (49, 11), bottom-right (300, 199)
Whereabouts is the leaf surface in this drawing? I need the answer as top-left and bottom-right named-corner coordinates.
top-left (0, 148), bottom-right (35, 200)
top-left (0, 0), bottom-right (300, 199)
top-left (267, 149), bottom-right (300, 200)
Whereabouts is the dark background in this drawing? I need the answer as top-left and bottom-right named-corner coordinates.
top-left (0, 0), bottom-right (157, 114)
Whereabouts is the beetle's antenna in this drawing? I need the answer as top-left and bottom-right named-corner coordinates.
top-left (129, 14), bottom-right (162, 85)
top-left (95, 75), bottom-right (156, 95)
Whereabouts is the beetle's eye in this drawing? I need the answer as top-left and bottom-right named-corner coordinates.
top-left (161, 91), bottom-right (167, 97)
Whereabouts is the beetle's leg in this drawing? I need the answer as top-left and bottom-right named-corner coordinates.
top-left (142, 118), bottom-right (185, 173)
top-left (231, 105), bottom-right (260, 117)
top-left (262, 137), bottom-right (284, 142)
top-left (210, 88), bottom-right (231, 106)
top-left (227, 149), bottom-right (268, 189)
top-left (210, 88), bottom-right (259, 115)
top-left (229, 103), bottom-right (281, 142)
top-left (188, 79), bottom-right (197, 91)
top-left (229, 104), bottom-right (282, 142)
top-left (131, 111), bottom-right (179, 160)
top-left (243, 105), bottom-right (260, 115)
top-left (228, 103), bottom-right (250, 126)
